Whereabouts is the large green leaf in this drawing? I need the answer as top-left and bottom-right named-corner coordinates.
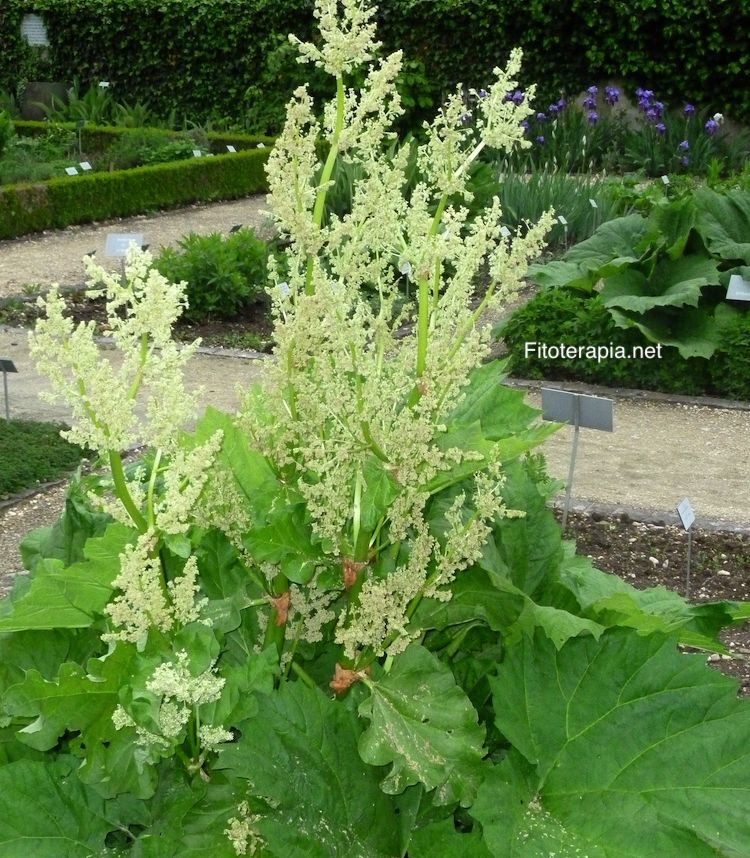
top-left (643, 195), bottom-right (698, 260)
top-left (446, 361), bottom-right (544, 441)
top-left (564, 214), bottom-right (647, 272)
top-left (695, 187), bottom-right (750, 264)
top-left (4, 644), bottom-right (157, 798)
top-left (242, 498), bottom-right (324, 585)
top-left (216, 681), bottom-right (408, 857)
top-left (600, 254), bottom-right (719, 313)
top-left (19, 479), bottom-right (110, 573)
top-left (358, 643), bottom-right (486, 806)
top-left (609, 303), bottom-right (721, 358)
top-left (0, 523), bottom-right (134, 632)
top-left (483, 460), bottom-right (563, 597)
top-left (473, 752), bottom-right (602, 857)
top-left (486, 629), bottom-right (750, 856)
top-left (528, 215), bottom-right (648, 291)
top-left (556, 545), bottom-right (738, 650)
top-left (408, 816), bottom-right (492, 857)
top-left (0, 758), bottom-right (113, 856)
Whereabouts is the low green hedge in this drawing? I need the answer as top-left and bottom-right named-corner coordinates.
top-left (498, 288), bottom-right (750, 401)
top-left (0, 123), bottom-right (274, 238)
top-left (0, 149), bottom-right (270, 239)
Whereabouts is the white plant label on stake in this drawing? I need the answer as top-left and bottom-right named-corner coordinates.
top-left (589, 199), bottom-right (598, 208)
top-left (557, 215), bottom-right (568, 225)
top-left (192, 150), bottom-right (202, 158)
top-left (676, 497), bottom-right (695, 598)
top-left (676, 498), bottom-right (695, 530)
top-left (661, 175), bottom-right (670, 185)
top-left (226, 144), bottom-right (237, 153)
top-left (500, 225), bottom-right (511, 238)
top-left (79, 161), bottom-right (92, 171)
top-left (64, 167), bottom-right (79, 176)
top-left (726, 274), bottom-right (750, 302)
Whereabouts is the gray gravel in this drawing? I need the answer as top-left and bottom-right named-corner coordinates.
top-left (0, 196), bottom-right (270, 298)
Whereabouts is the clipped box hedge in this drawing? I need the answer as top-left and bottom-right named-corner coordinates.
top-left (0, 125), bottom-right (273, 238)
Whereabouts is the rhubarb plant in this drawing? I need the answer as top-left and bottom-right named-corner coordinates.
top-left (1, 2), bottom-right (749, 855)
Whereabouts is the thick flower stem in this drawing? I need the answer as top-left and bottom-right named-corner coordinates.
top-left (109, 450), bottom-right (148, 532)
top-left (305, 74), bottom-right (345, 295)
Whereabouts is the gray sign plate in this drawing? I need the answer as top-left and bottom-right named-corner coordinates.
top-left (0, 359), bottom-right (17, 373)
top-left (541, 388), bottom-right (613, 432)
top-left (105, 233), bottom-right (145, 257)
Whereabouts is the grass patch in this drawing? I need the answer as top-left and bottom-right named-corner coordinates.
top-left (0, 419), bottom-right (87, 498)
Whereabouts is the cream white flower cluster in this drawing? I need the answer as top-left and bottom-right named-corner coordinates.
top-left (104, 530), bottom-right (208, 645)
top-left (289, 0), bottom-right (380, 75)
top-left (224, 800), bottom-right (265, 856)
top-left (28, 245), bottom-right (198, 455)
top-left (112, 651), bottom-right (231, 754)
top-left (244, 0), bottom-right (553, 658)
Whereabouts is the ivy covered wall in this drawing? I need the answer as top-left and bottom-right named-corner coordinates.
top-left (1, 0), bottom-right (747, 132)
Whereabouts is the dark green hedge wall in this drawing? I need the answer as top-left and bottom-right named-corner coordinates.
top-left (1, 0), bottom-right (748, 130)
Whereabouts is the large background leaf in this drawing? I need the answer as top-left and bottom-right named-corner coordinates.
top-left (0, 523), bottom-right (134, 632)
top-left (695, 187), bottom-right (750, 264)
top-left (484, 629), bottom-right (750, 856)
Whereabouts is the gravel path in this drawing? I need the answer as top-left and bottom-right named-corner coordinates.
top-left (0, 196), bottom-right (269, 298)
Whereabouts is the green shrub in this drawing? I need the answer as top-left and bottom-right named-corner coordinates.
top-left (709, 308), bottom-right (750, 400)
top-left (103, 127), bottom-right (199, 169)
top-left (0, 110), bottom-right (13, 157)
top-left (154, 227), bottom-right (270, 322)
top-left (498, 288), bottom-right (717, 395)
top-left (0, 419), bottom-right (86, 497)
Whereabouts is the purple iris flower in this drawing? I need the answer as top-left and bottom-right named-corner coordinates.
top-left (586, 85), bottom-right (598, 95)
top-left (582, 95), bottom-right (597, 110)
top-left (587, 111), bottom-right (599, 124)
top-left (678, 139), bottom-right (689, 151)
top-left (655, 122), bottom-right (666, 135)
top-left (536, 112), bottom-right (546, 122)
top-left (511, 89), bottom-right (524, 105)
top-left (635, 87), bottom-right (644, 98)
top-left (604, 86), bottom-right (620, 105)
top-left (535, 135), bottom-right (545, 144)
top-left (461, 111), bottom-right (472, 125)
top-left (557, 97), bottom-right (567, 111)
top-left (704, 118), bottom-right (719, 135)
top-left (653, 101), bottom-right (664, 117)
top-left (519, 119), bottom-right (529, 132)
top-left (549, 103), bottom-right (560, 116)
top-left (684, 103), bottom-right (695, 116)
top-left (680, 155), bottom-right (690, 166)
top-left (478, 88), bottom-right (488, 99)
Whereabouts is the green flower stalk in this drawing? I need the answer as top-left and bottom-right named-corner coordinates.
top-left (246, 0), bottom-right (554, 662)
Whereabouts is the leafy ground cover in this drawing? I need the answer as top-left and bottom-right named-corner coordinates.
top-left (0, 114), bottom-right (210, 185)
top-left (0, 418), bottom-right (86, 497)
